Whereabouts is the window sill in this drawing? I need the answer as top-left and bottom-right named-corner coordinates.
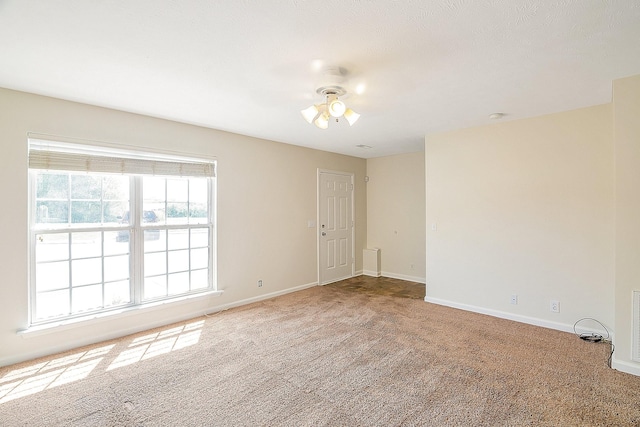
top-left (18, 290), bottom-right (223, 338)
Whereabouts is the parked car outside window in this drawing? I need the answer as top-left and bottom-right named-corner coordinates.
top-left (116, 210), bottom-right (160, 242)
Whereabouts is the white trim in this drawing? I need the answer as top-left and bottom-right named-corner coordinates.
top-left (612, 358), bottom-right (640, 377)
top-left (2, 291), bottom-right (223, 367)
top-left (206, 281), bottom-right (318, 313)
top-left (424, 295), bottom-right (575, 334)
top-left (27, 168), bottom-right (217, 325)
top-left (3, 281), bottom-right (319, 368)
top-left (318, 275), bottom-right (353, 286)
top-left (19, 290), bottom-right (223, 337)
top-left (317, 168), bottom-right (355, 177)
top-left (362, 270), bottom-right (381, 277)
top-left (633, 291), bottom-right (640, 362)
top-left (381, 271), bottom-right (426, 284)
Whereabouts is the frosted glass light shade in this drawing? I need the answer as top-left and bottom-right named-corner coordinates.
top-left (301, 105), bottom-right (319, 123)
top-left (329, 99), bottom-right (346, 117)
top-left (344, 108), bottom-right (360, 126)
top-left (314, 112), bottom-right (329, 129)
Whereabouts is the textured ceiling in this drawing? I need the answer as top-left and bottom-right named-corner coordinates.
top-left (1, 0), bottom-right (639, 158)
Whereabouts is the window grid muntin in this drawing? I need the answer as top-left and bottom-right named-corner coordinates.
top-left (142, 224), bottom-right (213, 302)
top-left (35, 173), bottom-right (130, 230)
top-left (32, 228), bottom-right (133, 321)
top-left (29, 169), bottom-right (214, 325)
top-left (141, 178), bottom-right (211, 301)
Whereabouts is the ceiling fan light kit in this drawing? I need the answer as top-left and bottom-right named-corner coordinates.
top-left (328, 96), bottom-right (346, 117)
top-left (314, 111), bottom-right (329, 129)
top-left (343, 108), bottom-right (360, 126)
top-left (301, 68), bottom-right (361, 129)
top-left (301, 105), bottom-right (320, 123)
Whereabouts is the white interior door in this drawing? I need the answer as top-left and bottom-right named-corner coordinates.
top-left (318, 170), bottom-right (354, 285)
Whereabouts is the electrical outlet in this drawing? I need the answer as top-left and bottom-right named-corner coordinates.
top-left (550, 300), bottom-right (560, 313)
top-left (510, 294), bottom-right (518, 305)
top-left (257, 279), bottom-right (263, 288)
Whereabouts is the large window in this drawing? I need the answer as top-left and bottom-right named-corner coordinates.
top-left (28, 139), bottom-right (216, 325)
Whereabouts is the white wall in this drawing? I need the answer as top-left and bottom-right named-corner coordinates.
top-left (613, 74), bottom-right (640, 375)
top-left (0, 88), bottom-right (367, 366)
top-left (425, 104), bottom-right (615, 333)
top-left (366, 152), bottom-right (425, 282)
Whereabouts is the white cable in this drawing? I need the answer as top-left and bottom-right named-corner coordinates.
top-left (573, 317), bottom-right (610, 342)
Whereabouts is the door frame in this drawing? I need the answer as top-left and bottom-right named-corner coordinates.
top-left (317, 168), bottom-right (355, 285)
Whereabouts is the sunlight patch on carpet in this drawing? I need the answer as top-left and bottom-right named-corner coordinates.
top-left (107, 320), bottom-right (204, 371)
top-left (0, 344), bottom-right (113, 404)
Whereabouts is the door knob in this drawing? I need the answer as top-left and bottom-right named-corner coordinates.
top-left (321, 232), bottom-right (326, 236)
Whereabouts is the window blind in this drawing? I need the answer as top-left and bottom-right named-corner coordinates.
top-left (28, 139), bottom-right (215, 178)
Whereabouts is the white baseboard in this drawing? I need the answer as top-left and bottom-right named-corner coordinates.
top-left (612, 358), bottom-right (640, 376)
top-left (1, 282), bottom-right (319, 368)
top-left (2, 304), bottom-right (218, 367)
top-left (381, 271), bottom-right (426, 284)
top-left (362, 270), bottom-right (381, 277)
top-left (424, 295), bottom-right (575, 334)
top-left (207, 281), bottom-right (318, 314)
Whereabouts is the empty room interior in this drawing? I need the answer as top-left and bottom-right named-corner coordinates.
top-left (2, 1), bottom-right (640, 425)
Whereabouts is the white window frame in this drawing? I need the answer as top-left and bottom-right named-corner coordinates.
top-left (27, 138), bottom-right (217, 327)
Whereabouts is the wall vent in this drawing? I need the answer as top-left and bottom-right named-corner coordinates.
top-left (633, 291), bottom-right (640, 362)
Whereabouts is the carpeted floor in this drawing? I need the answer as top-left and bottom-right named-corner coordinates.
top-left (1, 277), bottom-right (640, 426)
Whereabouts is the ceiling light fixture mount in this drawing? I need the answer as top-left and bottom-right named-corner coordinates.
top-left (301, 68), bottom-right (361, 129)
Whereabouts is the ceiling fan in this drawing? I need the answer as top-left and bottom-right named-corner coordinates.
top-left (300, 66), bottom-right (361, 129)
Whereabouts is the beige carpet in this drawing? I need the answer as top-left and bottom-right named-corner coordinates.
top-left (1, 282), bottom-right (640, 426)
